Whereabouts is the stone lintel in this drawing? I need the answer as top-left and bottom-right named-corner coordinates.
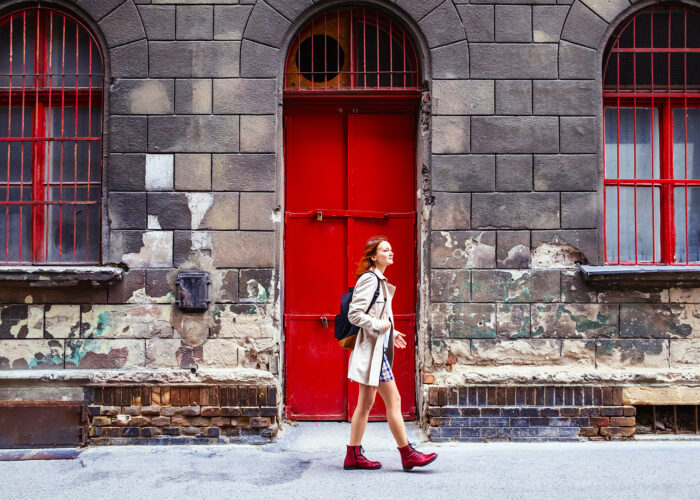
top-left (0, 368), bottom-right (276, 386)
top-left (430, 366), bottom-right (700, 386)
top-left (581, 265), bottom-right (700, 287)
top-left (623, 385), bottom-right (700, 405)
top-left (0, 266), bottom-right (124, 287)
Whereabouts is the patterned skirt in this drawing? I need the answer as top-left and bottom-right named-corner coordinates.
top-left (379, 351), bottom-right (394, 382)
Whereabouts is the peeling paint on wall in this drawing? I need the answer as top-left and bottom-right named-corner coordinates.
top-left (0, 340), bottom-right (63, 370)
top-left (531, 242), bottom-right (587, 269)
top-left (148, 215), bottom-right (162, 230)
top-left (433, 231), bottom-right (495, 268)
top-left (0, 305), bottom-right (43, 339)
top-left (187, 193), bottom-right (214, 229)
top-left (498, 244), bottom-right (530, 269)
top-left (65, 339), bottom-right (144, 369)
top-left (122, 231), bottom-right (174, 268)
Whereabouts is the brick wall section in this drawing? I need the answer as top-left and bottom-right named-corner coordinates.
top-left (86, 385), bottom-right (278, 444)
top-left (427, 386), bottom-right (636, 442)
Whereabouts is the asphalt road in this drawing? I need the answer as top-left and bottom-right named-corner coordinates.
top-left (2, 424), bottom-right (699, 500)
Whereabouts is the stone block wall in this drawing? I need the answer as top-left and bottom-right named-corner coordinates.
top-left (0, 0), bottom-right (280, 377)
top-left (0, 0), bottom-right (699, 445)
top-left (0, 301), bottom-right (277, 372)
top-left (428, 273), bottom-right (700, 373)
top-left (423, 0), bottom-right (700, 415)
top-left (0, 0), bottom-right (283, 444)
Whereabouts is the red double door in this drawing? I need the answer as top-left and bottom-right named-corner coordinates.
top-left (284, 101), bottom-right (417, 421)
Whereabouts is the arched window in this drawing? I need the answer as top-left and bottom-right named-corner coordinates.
top-left (603, 5), bottom-right (700, 264)
top-left (0, 7), bottom-right (103, 264)
top-left (284, 6), bottom-right (419, 92)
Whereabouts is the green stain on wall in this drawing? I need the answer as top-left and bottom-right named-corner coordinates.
top-left (598, 339), bottom-right (616, 355)
top-left (515, 316), bottom-right (531, 338)
top-left (502, 282), bottom-right (530, 303)
top-left (562, 309), bottom-right (613, 334)
top-left (27, 352), bottom-right (62, 368)
top-left (64, 341), bottom-right (87, 367)
top-left (447, 312), bottom-right (495, 339)
top-left (670, 322), bottom-right (693, 338)
top-left (64, 340), bottom-right (129, 369)
top-left (83, 311), bottom-right (112, 339)
top-left (256, 284), bottom-right (271, 303)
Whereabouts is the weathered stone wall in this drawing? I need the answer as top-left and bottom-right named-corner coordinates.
top-left (425, 0), bottom-right (700, 394)
top-left (0, 0), bottom-right (280, 377)
top-left (0, 0), bottom-right (699, 444)
top-left (0, 0), bottom-right (282, 442)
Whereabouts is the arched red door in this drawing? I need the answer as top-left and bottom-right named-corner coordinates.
top-left (283, 7), bottom-right (420, 421)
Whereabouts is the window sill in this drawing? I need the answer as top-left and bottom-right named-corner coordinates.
top-left (0, 265), bottom-right (123, 287)
top-left (581, 265), bottom-right (700, 287)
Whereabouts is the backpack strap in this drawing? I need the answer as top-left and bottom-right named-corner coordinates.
top-left (361, 271), bottom-right (382, 315)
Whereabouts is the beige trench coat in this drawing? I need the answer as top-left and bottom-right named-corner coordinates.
top-left (347, 269), bottom-right (399, 386)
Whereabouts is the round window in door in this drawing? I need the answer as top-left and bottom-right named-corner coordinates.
top-left (283, 6), bottom-right (421, 421)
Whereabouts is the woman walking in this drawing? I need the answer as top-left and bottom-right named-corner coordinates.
top-left (344, 235), bottom-right (437, 472)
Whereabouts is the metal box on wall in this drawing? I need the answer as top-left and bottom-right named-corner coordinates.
top-left (175, 271), bottom-right (211, 312)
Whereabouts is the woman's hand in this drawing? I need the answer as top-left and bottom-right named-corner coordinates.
top-left (394, 331), bottom-right (407, 349)
top-left (382, 320), bottom-right (392, 332)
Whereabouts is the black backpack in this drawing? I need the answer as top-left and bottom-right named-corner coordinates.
top-left (334, 272), bottom-right (381, 350)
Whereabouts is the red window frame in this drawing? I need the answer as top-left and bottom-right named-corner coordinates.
top-left (284, 6), bottom-right (420, 94)
top-left (0, 7), bottom-right (103, 264)
top-left (603, 5), bottom-right (700, 265)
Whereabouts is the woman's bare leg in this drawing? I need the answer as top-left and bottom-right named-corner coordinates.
top-left (377, 379), bottom-right (408, 448)
top-left (349, 383), bottom-right (378, 446)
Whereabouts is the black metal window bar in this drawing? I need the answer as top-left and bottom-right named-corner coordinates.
top-left (636, 405), bottom-right (700, 434)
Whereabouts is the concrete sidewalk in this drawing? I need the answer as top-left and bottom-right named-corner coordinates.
top-left (2, 423), bottom-right (700, 500)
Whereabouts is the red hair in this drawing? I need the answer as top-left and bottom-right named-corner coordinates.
top-left (355, 236), bottom-right (388, 278)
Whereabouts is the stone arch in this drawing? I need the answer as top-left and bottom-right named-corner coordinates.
top-left (0, 0), bottom-right (150, 79)
top-left (239, 0), bottom-right (466, 82)
top-left (411, 0), bottom-right (469, 81)
top-left (71, 0), bottom-right (147, 78)
top-left (560, 0), bottom-right (624, 51)
top-left (0, 0), bottom-right (145, 78)
top-left (556, 0), bottom-right (700, 73)
top-left (556, 1), bottom-right (700, 135)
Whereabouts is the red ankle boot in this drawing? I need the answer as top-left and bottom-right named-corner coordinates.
top-left (344, 445), bottom-right (382, 470)
top-left (398, 443), bottom-right (437, 471)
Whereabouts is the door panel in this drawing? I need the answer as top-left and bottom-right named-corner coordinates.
top-left (392, 316), bottom-right (416, 418)
top-left (285, 217), bottom-right (347, 314)
top-left (285, 107), bottom-right (416, 421)
top-left (286, 317), bottom-right (348, 420)
top-left (348, 114), bottom-right (415, 212)
top-left (286, 113), bottom-right (346, 212)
